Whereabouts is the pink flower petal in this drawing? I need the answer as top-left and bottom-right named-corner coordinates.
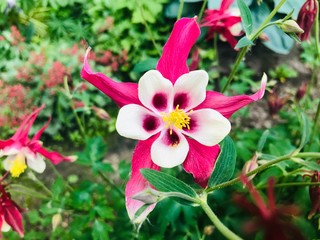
top-left (116, 104), bottom-right (162, 140)
top-left (183, 139), bottom-right (220, 188)
top-left (31, 117), bottom-right (51, 142)
top-left (36, 146), bottom-right (72, 165)
top-left (151, 130), bottom-right (189, 168)
top-left (196, 74), bottom-right (267, 118)
top-left (126, 135), bottom-right (160, 223)
top-left (138, 70), bottom-right (173, 113)
top-left (220, 0), bottom-right (235, 11)
top-left (3, 203), bottom-right (24, 238)
top-left (12, 105), bottom-right (45, 143)
top-left (81, 48), bottom-right (140, 107)
top-left (182, 109), bottom-right (231, 146)
top-left (173, 70), bottom-right (208, 111)
top-left (156, 17), bottom-right (200, 83)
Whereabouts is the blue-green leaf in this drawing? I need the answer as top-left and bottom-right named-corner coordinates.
top-left (141, 169), bottom-right (197, 197)
top-left (235, 36), bottom-right (253, 49)
top-left (208, 136), bottom-right (237, 187)
top-left (237, 0), bottom-right (253, 35)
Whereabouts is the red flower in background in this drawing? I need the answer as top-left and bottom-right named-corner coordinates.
top-left (201, 0), bottom-right (243, 48)
top-left (0, 184), bottom-right (24, 238)
top-left (307, 171), bottom-right (320, 219)
top-left (234, 175), bottom-right (305, 240)
top-left (297, 0), bottom-right (318, 41)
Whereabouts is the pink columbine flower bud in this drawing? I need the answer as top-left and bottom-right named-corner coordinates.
top-left (92, 106), bottom-right (111, 121)
top-left (308, 171), bottom-right (320, 219)
top-left (297, 0), bottom-right (318, 41)
top-left (279, 20), bottom-right (304, 34)
top-left (295, 81), bottom-right (308, 101)
top-left (242, 153), bottom-right (259, 181)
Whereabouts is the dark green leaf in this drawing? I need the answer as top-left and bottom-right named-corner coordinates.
top-left (140, 169), bottom-right (197, 197)
top-left (237, 0), bottom-right (253, 35)
top-left (235, 36), bottom-right (253, 49)
top-left (133, 58), bottom-right (158, 73)
top-left (208, 136), bottom-right (237, 187)
top-left (51, 177), bottom-right (65, 197)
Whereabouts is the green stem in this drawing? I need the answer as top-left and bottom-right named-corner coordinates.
top-left (206, 152), bottom-right (320, 193)
top-left (221, 0), bottom-right (288, 93)
top-left (198, 0), bottom-right (208, 21)
top-left (138, 3), bottom-right (161, 56)
top-left (310, 100), bottom-right (320, 143)
top-left (98, 171), bottom-right (124, 197)
top-left (221, 46), bottom-right (248, 93)
top-left (47, 160), bottom-right (74, 191)
top-left (199, 193), bottom-right (243, 240)
top-left (257, 181), bottom-right (320, 189)
top-left (177, 0), bottom-right (185, 20)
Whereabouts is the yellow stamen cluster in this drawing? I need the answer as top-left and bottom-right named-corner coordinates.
top-left (162, 105), bottom-right (191, 134)
top-left (10, 154), bottom-right (27, 178)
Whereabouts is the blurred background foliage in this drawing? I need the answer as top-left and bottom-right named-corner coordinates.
top-left (0, 0), bottom-right (319, 239)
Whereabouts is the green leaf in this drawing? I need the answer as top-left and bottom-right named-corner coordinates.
top-left (208, 136), bottom-right (237, 187)
top-left (133, 58), bottom-right (158, 73)
top-left (257, 130), bottom-right (270, 152)
top-left (92, 220), bottom-right (112, 240)
top-left (287, 33), bottom-right (301, 43)
top-left (297, 112), bottom-right (311, 150)
top-left (235, 36), bottom-right (253, 49)
top-left (140, 169), bottom-right (197, 197)
top-left (237, 0), bottom-right (253, 35)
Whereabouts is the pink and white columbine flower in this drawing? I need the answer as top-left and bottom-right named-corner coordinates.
top-left (0, 105), bottom-right (73, 178)
top-left (201, 0), bottom-right (243, 48)
top-left (81, 17), bottom-right (266, 223)
top-left (0, 184), bottom-right (24, 238)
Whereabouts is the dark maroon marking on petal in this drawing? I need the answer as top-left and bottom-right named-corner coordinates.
top-left (152, 93), bottom-right (167, 111)
top-left (143, 115), bottom-right (160, 132)
top-left (163, 129), bottom-right (180, 146)
top-left (174, 93), bottom-right (189, 109)
top-left (183, 114), bottom-right (198, 133)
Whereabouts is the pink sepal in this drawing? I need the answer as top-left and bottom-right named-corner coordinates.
top-left (36, 147), bottom-right (72, 165)
top-left (183, 138), bottom-right (220, 188)
top-left (81, 48), bottom-right (140, 108)
top-left (156, 17), bottom-right (200, 83)
top-left (125, 135), bottom-right (160, 223)
top-left (196, 77), bottom-right (266, 118)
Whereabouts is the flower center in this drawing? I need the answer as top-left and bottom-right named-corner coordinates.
top-left (10, 154), bottom-right (27, 178)
top-left (162, 105), bottom-right (191, 134)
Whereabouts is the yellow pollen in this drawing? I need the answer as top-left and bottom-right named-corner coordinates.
top-left (10, 154), bottom-right (27, 178)
top-left (162, 105), bottom-right (192, 134)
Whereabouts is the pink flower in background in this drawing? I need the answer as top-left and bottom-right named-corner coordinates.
top-left (201, 0), bottom-right (243, 48)
top-left (297, 0), bottom-right (318, 41)
top-left (0, 184), bottom-right (24, 238)
top-left (81, 17), bottom-right (266, 223)
top-left (0, 105), bottom-right (73, 178)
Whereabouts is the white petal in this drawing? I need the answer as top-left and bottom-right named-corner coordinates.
top-left (173, 70), bottom-right (208, 111)
top-left (0, 146), bottom-right (20, 157)
top-left (26, 152), bottom-right (46, 173)
top-left (1, 218), bottom-right (11, 232)
top-left (182, 109), bottom-right (231, 146)
top-left (151, 130), bottom-right (189, 168)
top-left (138, 70), bottom-right (174, 113)
top-left (2, 155), bottom-right (16, 171)
top-left (116, 104), bottom-right (162, 140)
